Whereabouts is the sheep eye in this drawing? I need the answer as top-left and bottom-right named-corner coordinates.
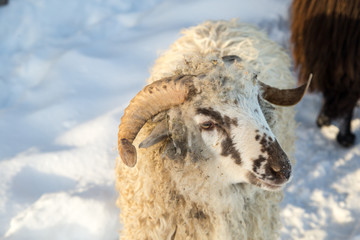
top-left (200, 121), bottom-right (215, 130)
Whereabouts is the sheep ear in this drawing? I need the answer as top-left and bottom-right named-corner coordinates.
top-left (139, 119), bottom-right (169, 148)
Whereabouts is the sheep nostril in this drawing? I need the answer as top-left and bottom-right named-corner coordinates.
top-left (270, 165), bottom-right (281, 173)
top-left (269, 164), bottom-right (291, 181)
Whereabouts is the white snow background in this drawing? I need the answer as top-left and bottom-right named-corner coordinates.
top-left (0, 0), bottom-right (360, 239)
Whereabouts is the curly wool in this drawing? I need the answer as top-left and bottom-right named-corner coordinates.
top-left (116, 20), bottom-right (296, 240)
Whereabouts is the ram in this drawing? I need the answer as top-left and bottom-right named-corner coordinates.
top-left (116, 20), bottom-right (309, 239)
top-left (291, 0), bottom-right (360, 147)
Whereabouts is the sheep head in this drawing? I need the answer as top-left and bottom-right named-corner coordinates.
top-left (118, 56), bottom-right (311, 191)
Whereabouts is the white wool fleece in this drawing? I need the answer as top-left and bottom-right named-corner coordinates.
top-left (116, 20), bottom-right (296, 240)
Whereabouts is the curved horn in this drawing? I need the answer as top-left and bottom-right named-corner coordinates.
top-left (259, 74), bottom-right (312, 106)
top-left (118, 75), bottom-right (196, 167)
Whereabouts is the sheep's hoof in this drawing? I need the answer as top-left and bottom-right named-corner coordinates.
top-left (336, 132), bottom-right (355, 147)
top-left (316, 113), bottom-right (331, 127)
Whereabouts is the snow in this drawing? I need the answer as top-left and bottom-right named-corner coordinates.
top-left (0, 0), bottom-right (359, 239)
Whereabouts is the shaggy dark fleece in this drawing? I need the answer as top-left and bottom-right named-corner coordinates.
top-left (291, 0), bottom-right (360, 146)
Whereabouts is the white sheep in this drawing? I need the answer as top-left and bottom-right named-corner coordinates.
top-left (116, 20), bottom-right (310, 240)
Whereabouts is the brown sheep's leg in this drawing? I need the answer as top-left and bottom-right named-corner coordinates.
top-left (336, 108), bottom-right (355, 147)
top-left (316, 100), bottom-right (332, 127)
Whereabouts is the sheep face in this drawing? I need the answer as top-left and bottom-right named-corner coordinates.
top-left (176, 88), bottom-right (291, 191)
top-left (119, 57), bottom-right (308, 189)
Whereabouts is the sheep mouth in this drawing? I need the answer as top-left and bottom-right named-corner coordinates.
top-left (247, 172), bottom-right (287, 191)
top-left (257, 178), bottom-right (285, 191)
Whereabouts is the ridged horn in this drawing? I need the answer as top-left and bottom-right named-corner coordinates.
top-left (118, 75), bottom-right (196, 167)
top-left (259, 74), bottom-right (312, 106)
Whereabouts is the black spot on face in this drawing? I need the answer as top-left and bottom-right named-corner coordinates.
top-left (196, 108), bottom-right (241, 164)
top-left (259, 134), bottom-right (269, 153)
top-left (196, 108), bottom-right (238, 129)
top-left (253, 155), bottom-right (266, 174)
top-left (196, 108), bottom-right (224, 125)
top-left (224, 115), bottom-right (238, 127)
top-left (221, 135), bottom-right (242, 165)
top-left (258, 133), bottom-right (273, 154)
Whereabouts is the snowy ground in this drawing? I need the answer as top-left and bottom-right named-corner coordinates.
top-left (0, 0), bottom-right (359, 239)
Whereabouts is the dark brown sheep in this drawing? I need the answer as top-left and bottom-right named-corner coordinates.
top-left (290, 0), bottom-right (360, 147)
